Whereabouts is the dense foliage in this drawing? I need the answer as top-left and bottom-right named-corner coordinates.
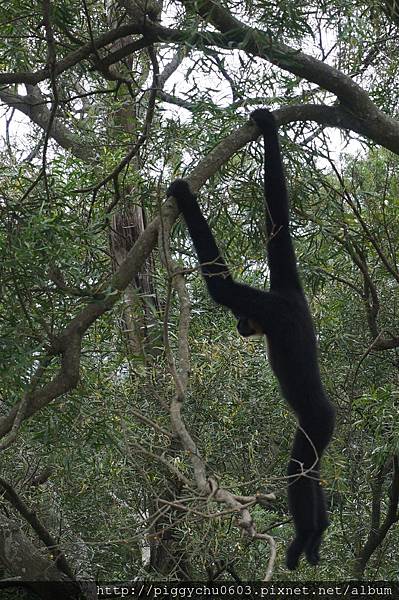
top-left (0, 0), bottom-right (398, 591)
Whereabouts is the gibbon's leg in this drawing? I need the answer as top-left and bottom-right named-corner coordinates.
top-left (305, 482), bottom-right (329, 565)
top-left (287, 464), bottom-right (329, 569)
top-left (286, 404), bottom-right (334, 569)
top-left (286, 427), bottom-right (318, 570)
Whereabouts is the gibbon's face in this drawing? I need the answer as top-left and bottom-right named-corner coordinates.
top-left (236, 317), bottom-right (264, 338)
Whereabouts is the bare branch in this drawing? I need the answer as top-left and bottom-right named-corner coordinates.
top-left (0, 23), bottom-right (148, 85)
top-left (159, 90), bottom-right (197, 110)
top-left (158, 47), bottom-right (187, 88)
top-left (0, 87), bottom-right (93, 160)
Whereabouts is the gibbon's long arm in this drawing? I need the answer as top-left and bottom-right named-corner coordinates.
top-left (251, 109), bottom-right (301, 291)
top-left (167, 180), bottom-right (282, 330)
top-left (167, 180), bottom-right (233, 289)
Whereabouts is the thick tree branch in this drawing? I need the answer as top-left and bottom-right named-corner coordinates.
top-left (0, 514), bottom-right (78, 600)
top-left (148, 8), bottom-right (399, 153)
top-left (174, 0), bottom-right (375, 110)
top-left (0, 333), bottom-right (81, 440)
top-left (0, 478), bottom-right (74, 579)
top-left (91, 37), bottom-right (151, 70)
top-left (0, 24), bottom-right (149, 85)
top-left (373, 336), bottom-right (399, 350)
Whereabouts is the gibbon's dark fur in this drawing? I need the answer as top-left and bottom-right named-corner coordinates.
top-left (167, 108), bottom-right (335, 570)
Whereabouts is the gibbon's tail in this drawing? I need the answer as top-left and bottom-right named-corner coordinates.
top-left (286, 405), bottom-right (335, 570)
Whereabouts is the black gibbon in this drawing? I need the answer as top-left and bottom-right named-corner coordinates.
top-left (167, 108), bottom-right (335, 570)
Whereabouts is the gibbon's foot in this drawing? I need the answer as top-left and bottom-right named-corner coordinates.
top-left (285, 550), bottom-right (300, 571)
top-left (305, 528), bottom-right (325, 566)
top-left (285, 535), bottom-right (307, 570)
top-left (306, 547), bottom-right (321, 566)
top-left (286, 529), bottom-right (324, 569)
top-left (286, 528), bottom-right (322, 570)
top-left (167, 179), bottom-right (193, 200)
top-left (250, 108), bottom-right (277, 132)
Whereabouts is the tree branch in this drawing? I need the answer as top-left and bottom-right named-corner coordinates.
top-left (353, 455), bottom-right (399, 577)
top-left (372, 336), bottom-right (399, 350)
top-left (0, 478), bottom-right (74, 579)
top-left (0, 23), bottom-right (149, 85)
top-left (147, 6), bottom-right (399, 153)
top-left (0, 87), bottom-right (93, 160)
top-left (173, 0), bottom-right (376, 111)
